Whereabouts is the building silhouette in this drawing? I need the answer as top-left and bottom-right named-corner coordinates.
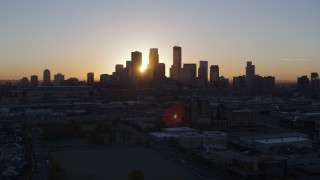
top-left (30, 75), bottom-right (38, 86)
top-left (115, 64), bottom-right (124, 74)
top-left (100, 74), bottom-right (109, 85)
top-left (43, 69), bottom-right (51, 86)
top-left (198, 60), bottom-right (208, 82)
top-left (210, 65), bottom-right (219, 86)
top-left (87, 72), bottom-right (94, 86)
top-left (131, 51), bottom-right (142, 81)
top-left (245, 61), bottom-right (255, 88)
top-left (170, 46), bottom-right (182, 80)
top-left (154, 63), bottom-right (166, 81)
top-left (311, 72), bottom-right (318, 80)
top-left (148, 48), bottom-right (159, 79)
top-left (53, 73), bottom-right (65, 86)
top-left (180, 64), bottom-right (197, 85)
top-left (297, 75), bottom-right (310, 93)
top-left (264, 76), bottom-right (275, 89)
top-left (310, 72), bottom-right (319, 92)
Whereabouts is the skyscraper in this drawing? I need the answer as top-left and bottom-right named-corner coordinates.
top-left (311, 72), bottom-right (319, 80)
top-left (149, 48), bottom-right (159, 78)
top-left (170, 46), bottom-right (182, 80)
top-left (245, 61), bottom-right (255, 89)
top-left (154, 63), bottom-right (166, 80)
top-left (198, 60), bottom-right (208, 81)
top-left (30, 75), bottom-right (38, 86)
top-left (54, 73), bottom-right (65, 86)
top-left (180, 63), bottom-right (197, 84)
top-left (210, 65), bottom-right (219, 83)
top-left (43, 69), bottom-right (51, 86)
top-left (297, 75), bottom-right (310, 92)
top-left (173, 46), bottom-right (181, 68)
top-left (131, 51), bottom-right (142, 80)
top-left (115, 64), bottom-right (124, 74)
top-left (246, 61), bottom-right (255, 81)
top-left (87, 72), bottom-right (94, 86)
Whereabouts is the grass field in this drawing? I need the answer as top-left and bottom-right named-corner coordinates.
top-left (51, 146), bottom-right (202, 180)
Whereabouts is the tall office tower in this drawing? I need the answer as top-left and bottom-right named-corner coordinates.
top-left (263, 76), bottom-right (276, 89)
top-left (20, 77), bottom-right (29, 84)
top-left (311, 72), bottom-right (319, 80)
top-left (297, 75), bottom-right (310, 92)
top-left (87, 72), bottom-right (94, 86)
top-left (100, 74), bottom-right (109, 84)
top-left (183, 64), bottom-right (197, 79)
top-left (131, 51), bottom-right (142, 79)
top-left (53, 73), bottom-right (65, 86)
top-left (246, 61), bottom-right (255, 80)
top-left (173, 46), bottom-right (181, 68)
top-left (30, 75), bottom-right (38, 86)
top-left (126, 61), bottom-right (132, 77)
top-left (154, 63), bottom-right (166, 80)
top-left (232, 75), bottom-right (246, 88)
top-left (149, 48), bottom-right (159, 78)
top-left (115, 64), bottom-right (124, 74)
top-left (210, 65), bottom-right (219, 83)
top-left (198, 61), bottom-right (208, 81)
top-left (43, 69), bottom-right (51, 85)
top-left (170, 46), bottom-right (182, 80)
top-left (311, 72), bottom-right (319, 92)
top-left (180, 63), bottom-right (197, 84)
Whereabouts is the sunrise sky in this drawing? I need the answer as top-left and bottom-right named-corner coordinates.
top-left (1, 0), bottom-right (319, 81)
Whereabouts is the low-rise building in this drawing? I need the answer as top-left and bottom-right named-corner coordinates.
top-left (240, 133), bottom-right (312, 153)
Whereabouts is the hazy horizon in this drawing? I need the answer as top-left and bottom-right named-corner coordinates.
top-left (1, 0), bottom-right (319, 81)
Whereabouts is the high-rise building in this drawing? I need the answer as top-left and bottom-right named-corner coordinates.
top-left (180, 63), bottom-right (197, 84)
top-left (245, 61), bottom-right (255, 89)
top-left (115, 64), bottom-right (124, 74)
top-left (154, 63), bottom-right (166, 80)
top-left (53, 73), bottom-right (65, 86)
top-left (149, 48), bottom-right (159, 78)
top-left (126, 61), bottom-right (132, 77)
top-left (43, 69), bottom-right (51, 86)
top-left (246, 61), bottom-right (255, 81)
top-left (311, 72), bottom-right (319, 80)
top-left (100, 74), bottom-right (110, 85)
top-left (311, 72), bottom-right (319, 92)
top-left (297, 75), bottom-right (310, 92)
top-left (233, 76), bottom-right (246, 88)
top-left (30, 75), bottom-right (38, 86)
top-left (131, 51), bottom-right (142, 80)
top-left (170, 46), bottom-right (182, 80)
top-left (210, 65), bottom-right (219, 84)
top-left (264, 76), bottom-right (275, 89)
top-left (198, 60), bottom-right (208, 81)
top-left (173, 46), bottom-right (181, 68)
top-left (87, 72), bottom-right (94, 86)
top-left (183, 64), bottom-right (197, 79)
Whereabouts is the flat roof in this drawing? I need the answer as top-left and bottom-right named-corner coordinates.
top-left (149, 132), bottom-right (179, 138)
top-left (241, 133), bottom-right (308, 140)
top-left (162, 127), bottom-right (196, 132)
top-left (254, 136), bottom-right (310, 144)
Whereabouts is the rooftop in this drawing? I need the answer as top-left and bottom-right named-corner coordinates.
top-left (254, 136), bottom-right (310, 144)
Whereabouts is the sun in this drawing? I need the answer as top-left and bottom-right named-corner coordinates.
top-left (140, 59), bottom-right (148, 73)
top-left (140, 65), bottom-right (147, 73)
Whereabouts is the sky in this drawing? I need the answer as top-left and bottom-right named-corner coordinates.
top-left (0, 0), bottom-right (319, 81)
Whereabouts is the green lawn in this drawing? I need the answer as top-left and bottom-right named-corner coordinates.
top-left (51, 147), bottom-right (203, 180)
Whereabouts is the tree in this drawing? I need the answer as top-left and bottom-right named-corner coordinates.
top-left (128, 170), bottom-right (144, 180)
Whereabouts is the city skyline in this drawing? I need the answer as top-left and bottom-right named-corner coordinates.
top-left (0, 47), bottom-right (318, 83)
top-left (1, 0), bottom-right (320, 80)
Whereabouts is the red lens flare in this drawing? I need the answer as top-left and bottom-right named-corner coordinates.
top-left (163, 104), bottom-right (185, 124)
